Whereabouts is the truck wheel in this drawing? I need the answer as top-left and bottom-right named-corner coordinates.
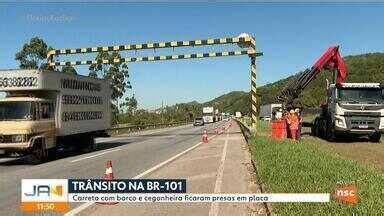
top-left (370, 133), bottom-right (381, 143)
top-left (311, 119), bottom-right (317, 136)
top-left (326, 126), bottom-right (335, 141)
top-left (30, 142), bottom-right (47, 164)
top-left (47, 147), bottom-right (57, 160)
top-left (325, 119), bottom-right (335, 141)
top-left (80, 136), bottom-right (95, 153)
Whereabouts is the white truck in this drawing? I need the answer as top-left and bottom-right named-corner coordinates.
top-left (312, 83), bottom-right (384, 142)
top-left (0, 69), bottom-right (111, 162)
top-left (202, 106), bottom-right (214, 123)
top-left (259, 104), bottom-right (282, 121)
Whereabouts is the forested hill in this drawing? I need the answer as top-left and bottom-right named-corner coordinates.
top-left (203, 52), bottom-right (384, 114)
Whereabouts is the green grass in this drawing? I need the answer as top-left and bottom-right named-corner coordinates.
top-left (249, 123), bottom-right (384, 215)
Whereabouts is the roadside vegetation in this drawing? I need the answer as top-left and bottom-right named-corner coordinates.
top-left (248, 121), bottom-right (384, 215)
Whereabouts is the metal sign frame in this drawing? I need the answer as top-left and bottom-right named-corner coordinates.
top-left (47, 34), bottom-right (262, 128)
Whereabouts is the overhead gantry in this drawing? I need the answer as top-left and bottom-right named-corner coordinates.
top-left (47, 33), bottom-right (262, 129)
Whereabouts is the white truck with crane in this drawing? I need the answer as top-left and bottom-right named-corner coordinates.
top-left (0, 69), bottom-right (111, 162)
top-left (277, 46), bottom-right (384, 142)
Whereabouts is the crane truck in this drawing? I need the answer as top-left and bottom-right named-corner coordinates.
top-left (0, 69), bottom-right (111, 163)
top-left (276, 46), bottom-right (384, 142)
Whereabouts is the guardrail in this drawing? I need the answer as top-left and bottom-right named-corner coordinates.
top-left (235, 117), bottom-right (254, 141)
top-left (107, 121), bottom-right (192, 135)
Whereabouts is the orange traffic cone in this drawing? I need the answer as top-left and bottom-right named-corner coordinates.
top-left (97, 161), bottom-right (118, 205)
top-left (221, 125), bottom-right (226, 133)
top-left (104, 160), bottom-right (114, 180)
top-left (202, 130), bottom-right (208, 143)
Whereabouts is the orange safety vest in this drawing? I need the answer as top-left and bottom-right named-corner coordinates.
top-left (288, 113), bottom-right (299, 130)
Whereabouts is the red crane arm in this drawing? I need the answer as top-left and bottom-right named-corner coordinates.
top-left (313, 46), bottom-right (347, 84)
top-left (276, 46), bottom-right (348, 105)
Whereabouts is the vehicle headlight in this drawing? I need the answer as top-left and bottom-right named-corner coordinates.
top-left (335, 116), bottom-right (346, 128)
top-left (11, 134), bottom-right (24, 143)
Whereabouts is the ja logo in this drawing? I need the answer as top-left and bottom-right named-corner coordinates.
top-left (24, 185), bottom-right (63, 197)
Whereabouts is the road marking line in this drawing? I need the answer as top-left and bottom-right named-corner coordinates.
top-left (65, 134), bottom-right (218, 216)
top-left (70, 148), bottom-right (122, 163)
top-left (209, 133), bottom-right (229, 216)
top-left (132, 134), bottom-right (216, 179)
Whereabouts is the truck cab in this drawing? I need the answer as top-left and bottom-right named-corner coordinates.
top-left (0, 96), bottom-right (56, 157)
top-left (321, 83), bottom-right (384, 141)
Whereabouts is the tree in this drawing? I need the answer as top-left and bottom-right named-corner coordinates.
top-left (15, 37), bottom-right (52, 69)
top-left (120, 95), bottom-right (138, 115)
top-left (15, 37), bottom-right (78, 75)
top-left (61, 65), bottom-right (77, 75)
top-left (89, 51), bottom-right (131, 101)
top-left (89, 51), bottom-right (132, 124)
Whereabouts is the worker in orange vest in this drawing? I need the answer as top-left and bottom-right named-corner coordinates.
top-left (295, 108), bottom-right (303, 140)
top-left (282, 111), bottom-right (290, 138)
top-left (286, 109), bottom-right (299, 141)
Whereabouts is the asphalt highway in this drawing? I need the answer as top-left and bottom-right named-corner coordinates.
top-left (0, 122), bottom-right (224, 215)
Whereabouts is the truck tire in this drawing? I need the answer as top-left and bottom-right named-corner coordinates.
top-left (326, 126), bottom-right (335, 142)
top-left (312, 118), bottom-right (321, 137)
top-left (30, 140), bottom-right (47, 164)
top-left (311, 119), bottom-right (317, 136)
top-left (325, 119), bottom-right (335, 141)
top-left (79, 135), bottom-right (95, 153)
top-left (47, 147), bottom-right (57, 160)
top-left (370, 133), bottom-right (381, 143)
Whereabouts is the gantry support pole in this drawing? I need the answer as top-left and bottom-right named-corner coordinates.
top-left (250, 56), bottom-right (257, 129)
top-left (248, 37), bottom-right (257, 130)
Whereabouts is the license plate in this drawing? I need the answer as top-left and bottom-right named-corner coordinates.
top-left (358, 125), bottom-right (368, 129)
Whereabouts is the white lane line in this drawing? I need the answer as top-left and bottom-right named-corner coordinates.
top-left (65, 134), bottom-right (218, 216)
top-left (70, 148), bottom-right (122, 163)
top-left (132, 134), bottom-right (217, 179)
top-left (209, 133), bottom-right (229, 216)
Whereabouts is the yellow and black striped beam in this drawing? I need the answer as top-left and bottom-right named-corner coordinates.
top-left (48, 36), bottom-right (253, 56)
top-left (46, 35), bottom-right (255, 65)
top-left (50, 50), bottom-right (262, 67)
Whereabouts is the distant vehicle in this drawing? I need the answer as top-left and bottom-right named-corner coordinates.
top-left (235, 112), bottom-right (242, 118)
top-left (259, 104), bottom-right (282, 121)
top-left (202, 107), bottom-right (214, 123)
top-left (222, 113), bottom-right (230, 121)
top-left (0, 69), bottom-right (111, 162)
top-left (263, 116), bottom-right (271, 121)
top-left (193, 117), bottom-right (205, 126)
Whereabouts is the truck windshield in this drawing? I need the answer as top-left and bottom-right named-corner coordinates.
top-left (338, 88), bottom-right (383, 104)
top-left (0, 101), bottom-right (32, 120)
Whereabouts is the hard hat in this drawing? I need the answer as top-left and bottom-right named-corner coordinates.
top-left (289, 110), bottom-right (295, 114)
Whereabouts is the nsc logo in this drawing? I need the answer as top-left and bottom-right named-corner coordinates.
top-left (21, 179), bottom-right (68, 202)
